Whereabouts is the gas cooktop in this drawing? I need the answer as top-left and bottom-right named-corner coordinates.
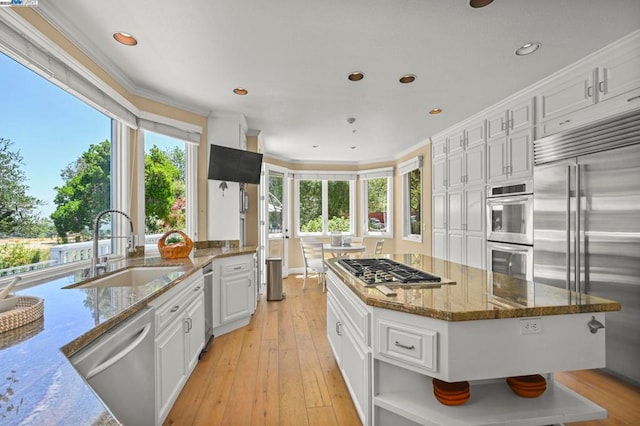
top-left (337, 258), bottom-right (442, 286)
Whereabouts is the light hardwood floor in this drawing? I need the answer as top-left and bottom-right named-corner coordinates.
top-left (164, 276), bottom-right (640, 426)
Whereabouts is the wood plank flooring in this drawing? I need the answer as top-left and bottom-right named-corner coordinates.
top-left (164, 276), bottom-right (640, 426)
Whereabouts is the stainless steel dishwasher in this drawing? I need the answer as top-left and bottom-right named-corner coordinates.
top-left (71, 307), bottom-right (155, 426)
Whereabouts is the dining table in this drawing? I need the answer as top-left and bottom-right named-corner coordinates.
top-left (323, 243), bottom-right (366, 258)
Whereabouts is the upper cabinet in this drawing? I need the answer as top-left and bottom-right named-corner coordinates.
top-left (537, 36), bottom-right (640, 138)
top-left (486, 98), bottom-right (534, 184)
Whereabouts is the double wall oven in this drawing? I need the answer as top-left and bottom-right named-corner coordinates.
top-left (486, 181), bottom-right (534, 281)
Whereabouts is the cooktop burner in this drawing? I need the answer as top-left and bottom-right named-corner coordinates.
top-left (338, 258), bottom-right (442, 285)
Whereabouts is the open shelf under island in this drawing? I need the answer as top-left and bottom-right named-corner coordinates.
top-left (324, 254), bottom-right (621, 426)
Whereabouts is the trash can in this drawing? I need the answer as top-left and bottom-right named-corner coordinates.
top-left (266, 257), bottom-right (285, 301)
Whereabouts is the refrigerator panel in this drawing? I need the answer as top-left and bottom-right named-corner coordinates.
top-left (533, 159), bottom-right (576, 290)
top-left (579, 143), bottom-right (640, 385)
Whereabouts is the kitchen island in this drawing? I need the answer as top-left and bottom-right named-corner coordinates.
top-left (324, 254), bottom-right (621, 426)
top-left (0, 246), bottom-right (255, 426)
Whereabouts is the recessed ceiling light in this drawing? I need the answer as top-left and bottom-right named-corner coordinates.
top-left (469, 0), bottom-right (494, 8)
top-left (348, 71), bottom-right (365, 82)
top-left (113, 32), bottom-right (138, 46)
top-left (233, 87), bottom-right (248, 95)
top-left (515, 42), bottom-right (542, 56)
top-left (429, 108), bottom-right (443, 115)
top-left (399, 74), bottom-right (417, 84)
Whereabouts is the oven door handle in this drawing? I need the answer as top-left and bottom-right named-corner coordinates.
top-left (489, 244), bottom-right (531, 254)
top-left (487, 195), bottom-right (531, 205)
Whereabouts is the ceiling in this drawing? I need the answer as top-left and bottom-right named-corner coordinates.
top-left (37, 0), bottom-right (640, 164)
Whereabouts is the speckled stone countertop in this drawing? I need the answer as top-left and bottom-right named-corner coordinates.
top-left (0, 246), bottom-right (256, 426)
top-left (326, 254), bottom-right (621, 321)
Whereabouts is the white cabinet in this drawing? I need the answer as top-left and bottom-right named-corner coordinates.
top-left (486, 99), bottom-right (534, 184)
top-left (212, 253), bottom-right (256, 336)
top-left (326, 271), bottom-right (372, 426)
top-left (446, 187), bottom-right (485, 268)
top-left (431, 136), bottom-right (447, 160)
top-left (432, 157), bottom-right (447, 192)
top-left (538, 42), bottom-right (640, 137)
top-left (151, 271), bottom-right (205, 424)
top-left (487, 127), bottom-right (533, 184)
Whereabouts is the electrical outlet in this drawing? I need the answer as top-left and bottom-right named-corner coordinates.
top-left (520, 318), bottom-right (543, 335)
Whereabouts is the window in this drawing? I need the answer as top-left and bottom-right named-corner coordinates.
top-left (295, 173), bottom-right (355, 236)
top-left (268, 171), bottom-right (284, 236)
top-left (400, 156), bottom-right (423, 241)
top-left (359, 167), bottom-right (393, 236)
top-left (0, 52), bottom-right (113, 275)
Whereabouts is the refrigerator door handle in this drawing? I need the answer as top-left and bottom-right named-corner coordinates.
top-left (575, 164), bottom-right (581, 293)
top-left (566, 164), bottom-right (572, 291)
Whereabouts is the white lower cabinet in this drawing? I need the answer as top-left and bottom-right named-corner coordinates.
top-left (326, 272), bottom-right (371, 426)
top-left (327, 272), bottom-right (609, 426)
top-left (212, 253), bottom-right (256, 336)
top-left (151, 271), bottom-right (205, 425)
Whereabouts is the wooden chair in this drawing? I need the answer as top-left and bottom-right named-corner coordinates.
top-left (374, 240), bottom-right (384, 254)
top-left (300, 240), bottom-right (327, 291)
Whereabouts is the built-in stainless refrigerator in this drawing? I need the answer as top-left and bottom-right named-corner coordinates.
top-left (533, 108), bottom-right (640, 386)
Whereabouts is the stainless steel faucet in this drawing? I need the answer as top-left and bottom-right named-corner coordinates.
top-left (91, 209), bottom-right (135, 276)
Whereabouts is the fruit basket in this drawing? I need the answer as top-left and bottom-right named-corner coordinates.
top-left (157, 230), bottom-right (194, 259)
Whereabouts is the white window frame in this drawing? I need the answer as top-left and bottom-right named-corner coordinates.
top-left (0, 13), bottom-right (202, 286)
top-left (359, 167), bottom-right (394, 237)
top-left (399, 156), bottom-right (423, 242)
top-left (294, 172), bottom-right (356, 237)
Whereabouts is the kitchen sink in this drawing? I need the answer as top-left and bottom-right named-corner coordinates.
top-left (69, 266), bottom-right (184, 289)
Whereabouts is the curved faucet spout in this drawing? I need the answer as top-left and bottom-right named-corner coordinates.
top-left (91, 209), bottom-right (135, 276)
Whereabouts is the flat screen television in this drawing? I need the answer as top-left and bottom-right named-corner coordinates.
top-left (207, 144), bottom-right (263, 184)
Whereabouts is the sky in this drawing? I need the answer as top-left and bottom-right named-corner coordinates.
top-left (0, 52), bottom-right (179, 218)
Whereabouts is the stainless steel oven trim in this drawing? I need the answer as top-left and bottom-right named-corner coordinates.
top-left (486, 194), bottom-right (534, 246)
top-left (487, 241), bottom-right (534, 282)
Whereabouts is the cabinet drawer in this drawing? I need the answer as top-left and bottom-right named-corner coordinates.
top-left (155, 276), bottom-right (203, 333)
top-left (327, 272), bottom-right (370, 345)
top-left (219, 256), bottom-right (252, 277)
top-left (375, 318), bottom-right (438, 374)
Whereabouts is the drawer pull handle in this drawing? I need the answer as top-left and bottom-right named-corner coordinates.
top-left (336, 321), bottom-right (342, 336)
top-left (559, 119), bottom-right (572, 125)
top-left (233, 266), bottom-right (242, 270)
top-left (170, 306), bottom-right (180, 313)
top-left (194, 286), bottom-right (201, 291)
top-left (395, 341), bottom-right (415, 350)
top-left (628, 95), bottom-right (640, 103)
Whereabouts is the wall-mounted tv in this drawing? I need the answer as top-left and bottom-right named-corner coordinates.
top-left (207, 144), bottom-right (263, 184)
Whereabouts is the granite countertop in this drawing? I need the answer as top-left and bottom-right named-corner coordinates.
top-left (326, 254), bottom-right (622, 321)
top-left (0, 246), bottom-right (256, 426)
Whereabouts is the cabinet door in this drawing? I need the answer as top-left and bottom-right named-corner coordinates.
top-left (341, 324), bottom-right (371, 426)
top-left (598, 47), bottom-right (640, 104)
top-left (447, 151), bottom-right (465, 189)
top-left (432, 230), bottom-right (447, 260)
top-left (465, 144), bottom-right (485, 186)
top-left (486, 138), bottom-right (507, 183)
top-left (185, 293), bottom-right (205, 374)
top-left (432, 157), bottom-right (447, 191)
top-left (447, 232), bottom-right (465, 265)
top-left (221, 274), bottom-right (251, 324)
top-left (465, 187), bottom-right (484, 234)
top-left (447, 190), bottom-right (464, 232)
top-left (486, 111), bottom-right (507, 141)
top-left (509, 98), bottom-right (535, 133)
top-left (538, 69), bottom-right (597, 122)
top-left (156, 318), bottom-right (187, 423)
top-left (432, 192), bottom-right (447, 231)
top-left (431, 136), bottom-right (447, 160)
top-left (446, 129), bottom-right (466, 155)
top-left (326, 295), bottom-right (342, 364)
top-left (465, 233), bottom-right (485, 270)
top-left (466, 121), bottom-right (485, 148)
top-left (508, 129), bottom-right (533, 180)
